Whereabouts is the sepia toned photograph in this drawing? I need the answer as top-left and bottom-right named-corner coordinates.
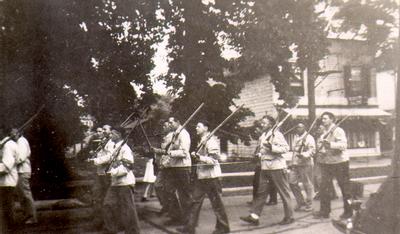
top-left (0, 0), bottom-right (399, 233)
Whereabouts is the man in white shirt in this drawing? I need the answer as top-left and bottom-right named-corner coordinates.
top-left (289, 123), bottom-right (315, 212)
top-left (101, 129), bottom-right (140, 234)
top-left (0, 131), bottom-right (19, 233)
top-left (12, 128), bottom-right (38, 224)
top-left (88, 124), bottom-right (114, 228)
top-left (178, 120), bottom-right (230, 234)
top-left (152, 116), bottom-right (192, 226)
top-left (240, 115), bottom-right (294, 226)
top-left (313, 112), bottom-right (352, 220)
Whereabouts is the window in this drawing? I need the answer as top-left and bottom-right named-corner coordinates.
top-left (290, 66), bottom-right (304, 96)
top-left (343, 65), bottom-right (371, 105)
top-left (346, 129), bottom-right (375, 149)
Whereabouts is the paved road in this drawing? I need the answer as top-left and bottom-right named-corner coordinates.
top-left (16, 183), bottom-right (380, 233)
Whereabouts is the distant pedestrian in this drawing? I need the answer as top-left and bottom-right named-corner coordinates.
top-left (141, 158), bottom-right (156, 201)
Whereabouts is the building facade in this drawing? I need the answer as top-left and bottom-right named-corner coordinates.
top-left (228, 39), bottom-right (391, 158)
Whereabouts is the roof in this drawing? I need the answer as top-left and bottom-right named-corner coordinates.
top-left (284, 107), bottom-right (391, 119)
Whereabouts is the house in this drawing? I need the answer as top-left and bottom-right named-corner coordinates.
top-left (228, 38), bottom-right (392, 158)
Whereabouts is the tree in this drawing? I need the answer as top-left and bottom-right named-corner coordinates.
top-left (160, 0), bottom-right (253, 146)
top-left (0, 0), bottom-right (162, 197)
top-left (156, 0), bottom-right (337, 145)
top-left (333, 0), bottom-right (398, 71)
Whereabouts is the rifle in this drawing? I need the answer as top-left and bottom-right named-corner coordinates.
top-left (195, 105), bottom-right (243, 155)
top-left (105, 108), bottom-right (149, 172)
top-left (89, 136), bottom-right (110, 159)
top-left (296, 117), bottom-right (318, 154)
top-left (266, 103), bottom-right (299, 142)
top-left (120, 110), bottom-right (136, 128)
top-left (0, 105), bottom-right (45, 149)
top-left (165, 103), bottom-right (204, 152)
top-left (317, 115), bottom-right (350, 152)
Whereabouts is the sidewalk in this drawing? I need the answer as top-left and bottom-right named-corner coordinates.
top-left (138, 183), bottom-right (381, 234)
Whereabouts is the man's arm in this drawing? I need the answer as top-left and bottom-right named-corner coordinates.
top-left (109, 145), bottom-right (133, 177)
top-left (198, 137), bottom-right (220, 165)
top-left (0, 143), bottom-right (16, 173)
top-left (271, 132), bottom-right (290, 154)
top-left (329, 128), bottom-right (347, 151)
top-left (17, 138), bottom-right (31, 163)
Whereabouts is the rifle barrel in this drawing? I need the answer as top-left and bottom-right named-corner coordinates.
top-left (196, 105), bottom-right (243, 154)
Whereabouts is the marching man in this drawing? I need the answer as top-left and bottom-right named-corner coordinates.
top-left (289, 123), bottom-right (315, 212)
top-left (13, 128), bottom-right (38, 224)
top-left (100, 129), bottom-right (140, 234)
top-left (240, 115), bottom-right (294, 226)
top-left (178, 120), bottom-right (230, 234)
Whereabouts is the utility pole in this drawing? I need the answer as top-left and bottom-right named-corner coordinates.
top-left (307, 68), bottom-right (316, 125)
top-left (392, 3), bottom-right (400, 233)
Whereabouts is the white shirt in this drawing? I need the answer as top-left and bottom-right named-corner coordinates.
top-left (108, 141), bottom-right (136, 186)
top-left (0, 139), bottom-right (19, 187)
top-left (291, 132), bottom-right (315, 166)
top-left (16, 136), bottom-right (32, 174)
top-left (93, 139), bottom-right (115, 175)
top-left (165, 128), bottom-right (191, 168)
top-left (196, 135), bottom-right (222, 179)
top-left (258, 129), bottom-right (290, 170)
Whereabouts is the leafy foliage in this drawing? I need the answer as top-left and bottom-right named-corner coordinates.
top-left (333, 0), bottom-right (398, 70)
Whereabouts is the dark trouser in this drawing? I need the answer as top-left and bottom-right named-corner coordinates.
top-left (314, 162), bottom-right (337, 198)
top-left (289, 165), bottom-right (314, 206)
top-left (16, 173), bottom-right (37, 221)
top-left (0, 187), bottom-right (15, 234)
top-left (92, 174), bottom-right (110, 225)
top-left (252, 169), bottom-right (293, 219)
top-left (185, 178), bottom-right (230, 234)
top-left (253, 165), bottom-right (277, 203)
top-left (319, 161), bottom-right (352, 216)
top-left (164, 167), bottom-right (192, 223)
top-left (155, 169), bottom-right (180, 218)
top-left (103, 185), bottom-right (140, 234)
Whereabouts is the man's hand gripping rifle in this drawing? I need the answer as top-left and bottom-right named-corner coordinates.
top-left (317, 115), bottom-right (349, 153)
top-left (257, 104), bottom-right (299, 156)
top-left (105, 108), bottom-right (149, 172)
